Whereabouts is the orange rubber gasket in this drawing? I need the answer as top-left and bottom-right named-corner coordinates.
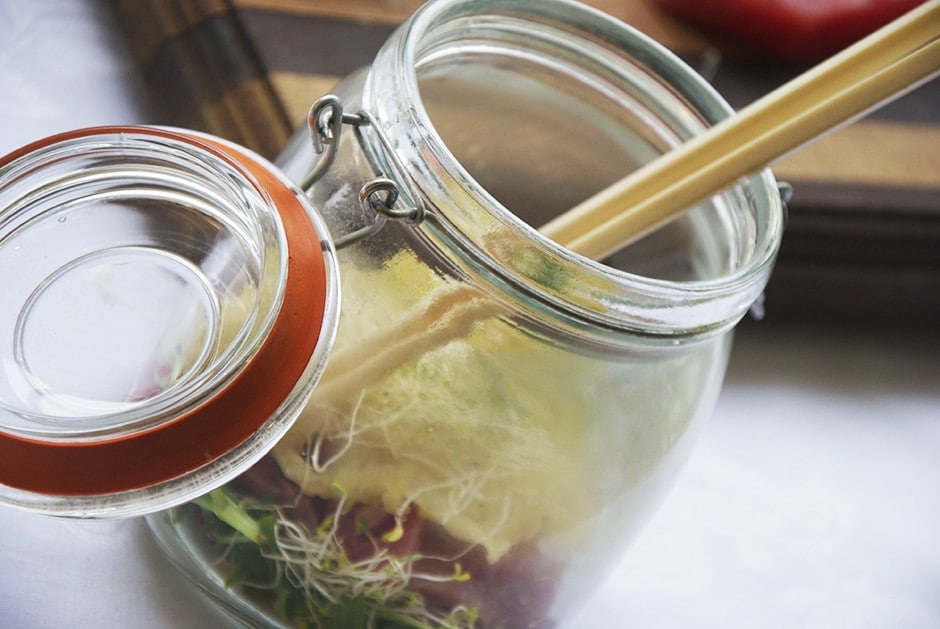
top-left (0, 127), bottom-right (328, 496)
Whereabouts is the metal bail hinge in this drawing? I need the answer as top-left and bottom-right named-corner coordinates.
top-left (302, 94), bottom-right (426, 249)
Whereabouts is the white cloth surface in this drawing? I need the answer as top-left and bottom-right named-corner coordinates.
top-left (1, 1), bottom-right (938, 627)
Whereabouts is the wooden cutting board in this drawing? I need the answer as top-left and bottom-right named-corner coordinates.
top-left (113, 0), bottom-right (940, 323)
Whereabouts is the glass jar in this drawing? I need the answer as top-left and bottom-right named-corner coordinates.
top-left (0, 0), bottom-right (784, 626)
top-left (144, 1), bottom-right (783, 627)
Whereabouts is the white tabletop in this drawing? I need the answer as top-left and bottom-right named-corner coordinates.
top-left (1, 2), bottom-right (938, 627)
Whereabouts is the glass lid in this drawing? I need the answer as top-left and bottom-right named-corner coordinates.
top-left (0, 127), bottom-right (338, 518)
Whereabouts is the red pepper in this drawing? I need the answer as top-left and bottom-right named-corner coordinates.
top-left (653, 0), bottom-right (927, 63)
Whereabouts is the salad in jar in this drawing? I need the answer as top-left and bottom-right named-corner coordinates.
top-left (157, 244), bottom-right (719, 628)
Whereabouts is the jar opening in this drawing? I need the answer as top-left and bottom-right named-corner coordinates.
top-left (366, 0), bottom-right (784, 339)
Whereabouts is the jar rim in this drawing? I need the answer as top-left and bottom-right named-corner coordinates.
top-left (365, 0), bottom-right (784, 340)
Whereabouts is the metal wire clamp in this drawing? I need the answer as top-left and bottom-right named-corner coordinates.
top-left (302, 94), bottom-right (427, 249)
